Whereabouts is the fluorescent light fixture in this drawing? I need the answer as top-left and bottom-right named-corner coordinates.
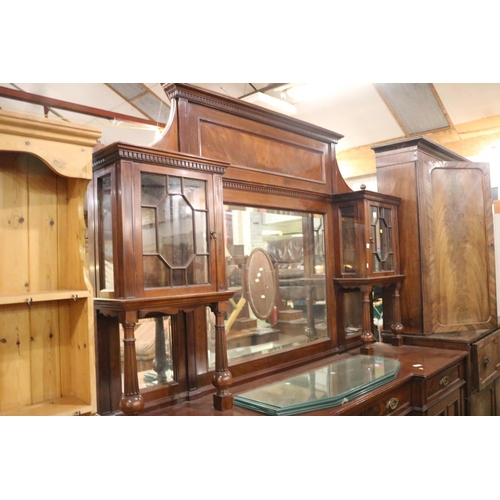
top-left (277, 83), bottom-right (369, 104)
top-left (262, 230), bottom-right (283, 236)
top-left (241, 92), bottom-right (297, 115)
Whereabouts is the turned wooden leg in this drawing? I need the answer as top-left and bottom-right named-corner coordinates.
top-left (212, 305), bottom-right (233, 411)
top-left (391, 282), bottom-right (404, 347)
top-left (360, 286), bottom-right (374, 355)
top-left (120, 319), bottom-right (145, 415)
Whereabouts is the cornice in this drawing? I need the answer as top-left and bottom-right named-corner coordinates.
top-left (222, 179), bottom-right (330, 202)
top-left (163, 83), bottom-right (344, 145)
top-left (93, 143), bottom-right (228, 175)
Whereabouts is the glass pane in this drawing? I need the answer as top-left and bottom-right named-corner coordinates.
top-left (143, 255), bottom-right (170, 287)
top-left (234, 355), bottom-right (400, 415)
top-left (371, 205), bottom-right (394, 272)
top-left (158, 194), bottom-right (194, 267)
top-left (343, 289), bottom-right (363, 336)
top-left (141, 172), bottom-right (166, 206)
top-left (194, 211), bottom-right (208, 253)
top-left (183, 178), bottom-right (206, 210)
top-left (120, 316), bottom-right (174, 391)
top-left (340, 206), bottom-right (356, 274)
top-left (168, 176), bottom-right (182, 194)
top-left (142, 207), bottom-right (157, 253)
top-left (209, 206), bottom-right (328, 368)
top-left (193, 255), bottom-right (209, 284)
top-left (172, 268), bottom-right (186, 286)
top-left (98, 175), bottom-right (114, 291)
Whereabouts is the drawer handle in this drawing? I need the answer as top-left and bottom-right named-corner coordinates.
top-left (386, 397), bottom-right (399, 411)
top-left (439, 376), bottom-right (449, 387)
top-left (483, 357), bottom-right (490, 368)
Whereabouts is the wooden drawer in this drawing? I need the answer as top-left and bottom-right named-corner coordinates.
top-left (411, 361), bottom-right (463, 411)
top-left (422, 387), bottom-right (463, 416)
top-left (472, 328), bottom-right (500, 392)
top-left (425, 363), bottom-right (461, 401)
top-left (360, 383), bottom-right (412, 416)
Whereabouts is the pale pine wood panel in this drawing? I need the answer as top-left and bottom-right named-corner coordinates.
top-left (29, 301), bottom-right (62, 404)
top-left (26, 155), bottom-right (59, 292)
top-left (57, 175), bottom-right (69, 289)
top-left (59, 178), bottom-right (89, 291)
top-left (64, 299), bottom-right (93, 403)
top-left (0, 304), bottom-right (32, 411)
top-left (58, 300), bottom-right (71, 397)
top-left (0, 153), bottom-right (29, 294)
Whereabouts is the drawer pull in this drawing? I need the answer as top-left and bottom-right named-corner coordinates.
top-left (483, 357), bottom-right (490, 368)
top-left (439, 376), bottom-right (449, 387)
top-left (386, 397), bottom-right (399, 411)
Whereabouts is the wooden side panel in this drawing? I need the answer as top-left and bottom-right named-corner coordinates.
top-left (376, 161), bottom-right (424, 333)
top-left (430, 167), bottom-right (489, 327)
top-left (0, 153), bottom-right (29, 294)
top-left (26, 155), bottom-right (59, 292)
top-left (59, 177), bottom-right (89, 291)
top-left (61, 299), bottom-right (93, 402)
top-left (29, 301), bottom-right (61, 404)
top-left (186, 104), bottom-right (332, 194)
top-left (0, 304), bottom-right (31, 410)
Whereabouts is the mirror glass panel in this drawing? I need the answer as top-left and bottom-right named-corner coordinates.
top-left (97, 174), bottom-right (114, 291)
top-left (208, 205), bottom-right (328, 367)
top-left (120, 316), bottom-right (174, 391)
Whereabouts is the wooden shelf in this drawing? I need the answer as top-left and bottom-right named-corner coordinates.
top-left (0, 110), bottom-right (99, 416)
top-left (0, 290), bottom-right (91, 306)
top-left (0, 396), bottom-right (94, 416)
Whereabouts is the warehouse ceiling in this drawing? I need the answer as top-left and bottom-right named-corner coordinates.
top-left (1, 81), bottom-right (500, 160)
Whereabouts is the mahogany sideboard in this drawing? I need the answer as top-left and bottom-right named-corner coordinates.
top-left (142, 343), bottom-right (467, 416)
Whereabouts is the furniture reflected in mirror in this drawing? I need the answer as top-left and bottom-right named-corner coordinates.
top-left (119, 316), bottom-right (173, 389)
top-left (333, 186), bottom-right (404, 353)
top-left (225, 248), bottom-right (281, 349)
top-left (222, 207), bottom-right (327, 362)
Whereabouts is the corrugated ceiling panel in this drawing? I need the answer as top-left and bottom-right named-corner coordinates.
top-left (134, 93), bottom-right (170, 124)
top-left (108, 83), bottom-right (146, 100)
top-left (377, 83), bottom-right (449, 134)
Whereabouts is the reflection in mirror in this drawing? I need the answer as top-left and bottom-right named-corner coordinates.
top-left (120, 316), bottom-right (173, 391)
top-left (208, 206), bottom-right (328, 367)
top-left (98, 174), bottom-right (114, 291)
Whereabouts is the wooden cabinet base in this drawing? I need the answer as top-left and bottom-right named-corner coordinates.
top-left (139, 344), bottom-right (467, 416)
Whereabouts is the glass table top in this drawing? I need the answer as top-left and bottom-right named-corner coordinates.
top-left (234, 355), bottom-right (400, 415)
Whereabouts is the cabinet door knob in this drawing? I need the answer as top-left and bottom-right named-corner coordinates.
top-left (386, 397), bottom-right (399, 411)
top-left (483, 357), bottom-right (490, 368)
top-left (439, 376), bottom-right (449, 387)
top-left (210, 231), bottom-right (217, 240)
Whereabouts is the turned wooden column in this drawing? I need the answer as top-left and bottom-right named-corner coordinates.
top-left (211, 304), bottom-right (233, 410)
top-left (120, 312), bottom-right (145, 415)
top-left (390, 282), bottom-right (404, 347)
top-left (360, 285), bottom-right (375, 355)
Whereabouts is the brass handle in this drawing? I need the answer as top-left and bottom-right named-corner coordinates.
top-left (210, 231), bottom-right (217, 240)
top-left (439, 376), bottom-right (449, 387)
top-left (483, 357), bottom-right (490, 368)
top-left (386, 397), bottom-right (399, 411)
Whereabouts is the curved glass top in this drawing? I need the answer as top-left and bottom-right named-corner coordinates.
top-left (234, 355), bottom-right (400, 415)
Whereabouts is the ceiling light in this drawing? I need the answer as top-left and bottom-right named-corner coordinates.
top-left (278, 83), bottom-right (368, 104)
top-left (241, 92), bottom-right (296, 115)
